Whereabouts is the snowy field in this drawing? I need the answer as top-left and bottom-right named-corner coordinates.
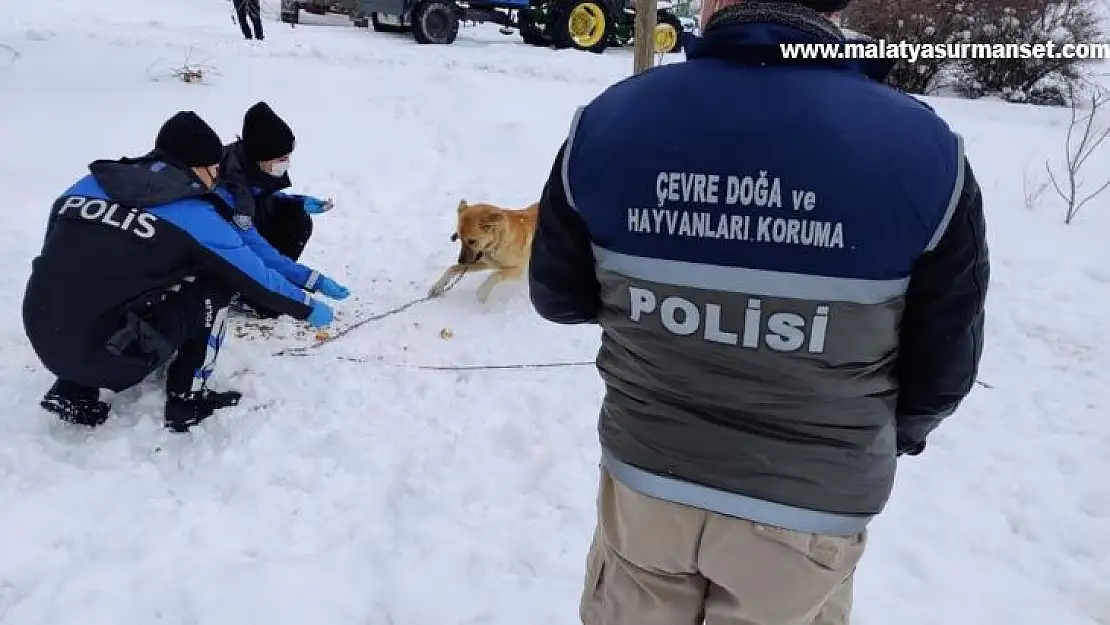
top-left (1, 0), bottom-right (1109, 623)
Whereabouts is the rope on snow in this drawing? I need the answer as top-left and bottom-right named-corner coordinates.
top-left (271, 268), bottom-right (468, 357)
top-left (266, 267), bottom-right (994, 386)
top-left (338, 356), bottom-right (594, 370)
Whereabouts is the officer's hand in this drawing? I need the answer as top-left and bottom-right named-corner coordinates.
top-left (316, 275), bottom-right (350, 300)
top-left (303, 196), bottom-right (335, 214)
top-left (306, 299), bottom-right (334, 328)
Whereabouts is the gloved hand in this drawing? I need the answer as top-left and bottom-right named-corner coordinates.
top-left (302, 196), bottom-right (335, 214)
top-left (316, 275), bottom-right (350, 300)
top-left (305, 299), bottom-right (334, 328)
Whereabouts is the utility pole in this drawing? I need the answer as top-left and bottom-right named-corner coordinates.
top-left (633, 0), bottom-right (658, 74)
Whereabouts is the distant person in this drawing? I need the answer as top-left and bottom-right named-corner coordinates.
top-left (219, 100), bottom-right (339, 318)
top-left (527, 0), bottom-right (990, 623)
top-left (235, 0), bottom-right (264, 40)
top-left (22, 110), bottom-right (345, 432)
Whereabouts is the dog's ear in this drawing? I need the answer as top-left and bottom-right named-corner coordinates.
top-left (457, 199), bottom-right (468, 214)
top-left (479, 212), bottom-right (505, 230)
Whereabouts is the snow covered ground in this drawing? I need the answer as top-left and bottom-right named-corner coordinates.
top-left (1, 0), bottom-right (1108, 623)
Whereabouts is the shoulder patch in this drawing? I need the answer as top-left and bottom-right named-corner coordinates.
top-left (233, 213), bottom-right (253, 230)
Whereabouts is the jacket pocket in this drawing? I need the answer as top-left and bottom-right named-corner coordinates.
top-left (751, 523), bottom-right (866, 572)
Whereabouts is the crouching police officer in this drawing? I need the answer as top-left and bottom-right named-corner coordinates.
top-left (22, 110), bottom-right (347, 432)
top-left (219, 101), bottom-right (337, 319)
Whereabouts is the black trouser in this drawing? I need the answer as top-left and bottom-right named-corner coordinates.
top-left (159, 279), bottom-right (235, 397)
top-left (257, 200), bottom-right (313, 261)
top-left (245, 203), bottom-right (314, 318)
top-left (56, 278), bottom-right (234, 396)
top-left (235, 0), bottom-right (264, 39)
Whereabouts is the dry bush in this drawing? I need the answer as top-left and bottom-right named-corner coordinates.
top-left (841, 0), bottom-right (974, 94)
top-left (1045, 83), bottom-right (1110, 223)
top-left (841, 0), bottom-right (1102, 106)
top-left (146, 47), bottom-right (220, 84)
top-left (955, 0), bottom-right (1102, 105)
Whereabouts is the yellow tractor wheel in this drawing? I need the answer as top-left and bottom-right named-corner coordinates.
top-left (552, 0), bottom-right (610, 53)
top-left (652, 12), bottom-right (683, 54)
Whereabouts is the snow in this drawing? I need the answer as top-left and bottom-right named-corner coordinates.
top-left (1, 0), bottom-right (1108, 623)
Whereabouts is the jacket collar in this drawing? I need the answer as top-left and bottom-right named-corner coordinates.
top-left (226, 140), bottom-right (291, 193)
top-left (684, 20), bottom-right (898, 83)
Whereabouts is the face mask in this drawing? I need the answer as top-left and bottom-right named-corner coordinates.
top-left (267, 159), bottom-right (290, 178)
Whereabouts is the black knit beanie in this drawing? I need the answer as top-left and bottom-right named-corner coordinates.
top-left (154, 111), bottom-right (224, 167)
top-left (241, 101), bottom-right (296, 163)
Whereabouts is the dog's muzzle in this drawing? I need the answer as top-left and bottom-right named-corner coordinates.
top-left (452, 232), bottom-right (483, 264)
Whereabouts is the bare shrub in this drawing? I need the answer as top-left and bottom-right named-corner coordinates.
top-left (146, 47), bottom-right (220, 84)
top-left (955, 0), bottom-right (1102, 106)
top-left (1023, 162), bottom-right (1050, 210)
top-left (841, 0), bottom-right (974, 95)
top-left (1045, 83), bottom-right (1110, 223)
top-left (842, 0), bottom-right (1102, 106)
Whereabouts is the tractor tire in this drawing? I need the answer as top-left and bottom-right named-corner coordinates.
top-left (518, 9), bottom-right (547, 46)
top-left (549, 0), bottom-right (610, 53)
top-left (654, 10), bottom-right (682, 54)
top-left (371, 12), bottom-right (408, 32)
top-left (412, 0), bottom-right (460, 44)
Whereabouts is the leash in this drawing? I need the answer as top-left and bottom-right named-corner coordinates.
top-left (329, 356), bottom-right (992, 387)
top-left (269, 352), bottom-right (995, 387)
top-left (321, 355), bottom-right (595, 370)
top-left (266, 267), bottom-right (995, 387)
top-left (271, 269), bottom-right (468, 357)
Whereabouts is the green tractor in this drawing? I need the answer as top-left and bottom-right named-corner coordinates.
top-left (517, 0), bottom-right (685, 54)
top-left (342, 0), bottom-right (685, 54)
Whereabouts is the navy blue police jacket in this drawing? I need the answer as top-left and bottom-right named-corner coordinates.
top-left (527, 19), bottom-right (990, 522)
top-left (22, 154), bottom-right (317, 383)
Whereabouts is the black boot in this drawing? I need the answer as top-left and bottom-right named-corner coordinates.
top-left (165, 389), bottom-right (243, 432)
top-left (40, 380), bottom-right (111, 426)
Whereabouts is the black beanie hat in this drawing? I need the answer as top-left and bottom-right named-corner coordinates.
top-left (154, 111), bottom-right (224, 168)
top-left (241, 101), bottom-right (296, 163)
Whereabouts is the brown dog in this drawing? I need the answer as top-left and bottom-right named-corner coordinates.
top-left (428, 199), bottom-right (539, 303)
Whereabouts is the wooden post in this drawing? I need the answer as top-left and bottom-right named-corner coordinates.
top-left (633, 0), bottom-right (658, 74)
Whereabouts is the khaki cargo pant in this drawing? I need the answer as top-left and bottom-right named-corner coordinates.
top-left (579, 467), bottom-right (867, 625)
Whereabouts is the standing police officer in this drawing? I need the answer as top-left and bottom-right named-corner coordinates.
top-left (527, 0), bottom-right (990, 623)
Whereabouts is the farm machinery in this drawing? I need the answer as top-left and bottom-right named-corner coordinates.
top-left (280, 0), bottom-right (688, 54)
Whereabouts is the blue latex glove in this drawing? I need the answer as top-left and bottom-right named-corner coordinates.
top-left (302, 196), bottom-right (334, 214)
top-left (305, 299), bottom-right (334, 328)
top-left (316, 275), bottom-right (350, 300)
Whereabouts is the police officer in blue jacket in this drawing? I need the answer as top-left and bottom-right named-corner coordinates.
top-left (528, 0), bottom-right (990, 623)
top-left (219, 101), bottom-right (336, 319)
top-left (22, 111), bottom-right (349, 432)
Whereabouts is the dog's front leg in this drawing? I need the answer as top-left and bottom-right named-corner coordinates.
top-left (476, 267), bottom-right (522, 303)
top-left (428, 264), bottom-right (466, 298)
